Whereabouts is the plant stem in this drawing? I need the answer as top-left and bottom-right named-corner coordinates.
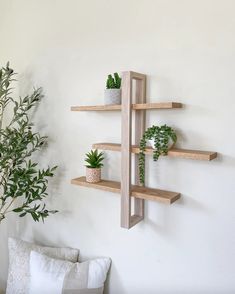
top-left (2, 197), bottom-right (16, 215)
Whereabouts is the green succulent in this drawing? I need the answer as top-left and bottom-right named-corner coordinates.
top-left (85, 149), bottom-right (104, 168)
top-left (139, 124), bottom-right (177, 185)
top-left (106, 72), bottom-right (121, 89)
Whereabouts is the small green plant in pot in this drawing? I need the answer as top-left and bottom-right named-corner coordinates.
top-left (104, 72), bottom-right (122, 105)
top-left (139, 124), bottom-right (177, 185)
top-left (85, 149), bottom-right (104, 183)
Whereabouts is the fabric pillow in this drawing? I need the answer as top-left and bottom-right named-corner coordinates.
top-left (6, 237), bottom-right (79, 294)
top-left (29, 251), bottom-right (111, 294)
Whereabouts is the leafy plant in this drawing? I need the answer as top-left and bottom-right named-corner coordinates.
top-left (85, 149), bottom-right (104, 168)
top-left (0, 62), bottom-right (57, 223)
top-left (139, 124), bottom-right (177, 185)
top-left (106, 72), bottom-right (121, 89)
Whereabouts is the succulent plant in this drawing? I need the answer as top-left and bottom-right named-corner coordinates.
top-left (106, 72), bottom-right (121, 89)
top-left (85, 149), bottom-right (104, 168)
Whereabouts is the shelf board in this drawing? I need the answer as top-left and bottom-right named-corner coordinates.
top-left (71, 102), bottom-right (182, 111)
top-left (71, 105), bottom-right (121, 111)
top-left (71, 176), bottom-right (180, 204)
top-left (92, 143), bottom-right (217, 161)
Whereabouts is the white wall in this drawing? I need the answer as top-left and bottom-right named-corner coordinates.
top-left (0, 0), bottom-right (235, 293)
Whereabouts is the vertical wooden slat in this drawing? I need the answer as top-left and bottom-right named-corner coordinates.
top-left (121, 72), bottom-right (132, 228)
top-left (134, 75), bottom-right (146, 218)
top-left (121, 71), bottom-right (147, 229)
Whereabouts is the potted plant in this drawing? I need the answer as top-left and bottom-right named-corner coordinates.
top-left (0, 63), bottom-right (57, 223)
top-left (85, 149), bottom-right (104, 183)
top-left (104, 72), bottom-right (122, 105)
top-left (139, 124), bottom-right (177, 185)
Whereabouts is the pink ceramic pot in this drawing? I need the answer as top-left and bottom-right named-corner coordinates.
top-left (86, 167), bottom-right (101, 183)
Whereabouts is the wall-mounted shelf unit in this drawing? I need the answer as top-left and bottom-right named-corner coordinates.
top-left (71, 71), bottom-right (217, 229)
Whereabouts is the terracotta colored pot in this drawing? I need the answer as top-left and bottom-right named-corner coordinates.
top-left (86, 167), bottom-right (101, 183)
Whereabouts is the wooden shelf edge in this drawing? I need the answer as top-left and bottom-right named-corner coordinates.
top-left (71, 176), bottom-right (180, 204)
top-left (71, 105), bottom-right (121, 111)
top-left (133, 102), bottom-right (182, 109)
top-left (92, 143), bottom-right (217, 161)
top-left (71, 102), bottom-right (183, 111)
top-left (71, 177), bottom-right (120, 194)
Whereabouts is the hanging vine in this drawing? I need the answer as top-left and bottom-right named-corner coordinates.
top-left (139, 124), bottom-right (177, 185)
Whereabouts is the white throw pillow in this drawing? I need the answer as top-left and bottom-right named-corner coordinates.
top-left (6, 237), bottom-right (79, 294)
top-left (29, 251), bottom-right (111, 294)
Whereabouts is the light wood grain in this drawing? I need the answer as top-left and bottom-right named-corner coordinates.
top-left (134, 75), bottom-right (146, 219)
top-left (133, 102), bottom-right (182, 109)
top-left (71, 177), bottom-right (181, 204)
top-left (129, 71), bottom-right (147, 80)
top-left (92, 143), bottom-right (217, 161)
top-left (70, 102), bottom-right (182, 111)
top-left (121, 71), bottom-right (132, 228)
top-left (71, 105), bottom-right (121, 111)
top-left (130, 215), bottom-right (144, 227)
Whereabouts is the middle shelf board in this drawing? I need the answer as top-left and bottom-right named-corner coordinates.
top-left (71, 102), bottom-right (182, 111)
top-left (92, 143), bottom-right (217, 161)
top-left (71, 176), bottom-right (180, 204)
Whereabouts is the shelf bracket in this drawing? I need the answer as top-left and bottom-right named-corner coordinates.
top-left (121, 71), bottom-right (146, 229)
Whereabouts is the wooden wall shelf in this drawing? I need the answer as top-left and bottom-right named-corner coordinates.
top-left (71, 71), bottom-right (217, 229)
top-left (71, 177), bottom-right (180, 204)
top-left (71, 102), bottom-right (182, 111)
top-left (92, 143), bottom-right (217, 161)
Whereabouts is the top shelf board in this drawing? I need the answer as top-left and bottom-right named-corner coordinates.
top-left (71, 102), bottom-right (182, 111)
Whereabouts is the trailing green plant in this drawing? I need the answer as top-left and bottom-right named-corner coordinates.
top-left (106, 72), bottom-right (121, 89)
top-left (139, 124), bottom-right (177, 185)
top-left (0, 62), bottom-right (58, 223)
top-left (85, 149), bottom-right (104, 168)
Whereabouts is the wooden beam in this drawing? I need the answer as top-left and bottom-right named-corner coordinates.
top-left (133, 74), bottom-right (146, 220)
top-left (121, 71), bottom-right (132, 228)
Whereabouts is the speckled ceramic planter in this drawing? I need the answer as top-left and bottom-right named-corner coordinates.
top-left (149, 138), bottom-right (175, 152)
top-left (104, 89), bottom-right (121, 105)
top-left (86, 167), bottom-right (101, 183)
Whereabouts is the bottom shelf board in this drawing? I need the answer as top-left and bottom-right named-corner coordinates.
top-left (71, 176), bottom-right (180, 204)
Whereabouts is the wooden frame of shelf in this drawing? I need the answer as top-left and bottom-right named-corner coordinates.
top-left (121, 71), bottom-right (146, 228)
top-left (71, 70), bottom-right (217, 229)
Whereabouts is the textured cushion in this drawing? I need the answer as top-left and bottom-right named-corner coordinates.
top-left (29, 251), bottom-right (111, 294)
top-left (6, 238), bottom-right (79, 294)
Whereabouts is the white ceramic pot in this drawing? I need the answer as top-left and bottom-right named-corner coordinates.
top-left (86, 167), bottom-right (101, 183)
top-left (149, 137), bottom-right (175, 151)
top-left (104, 89), bottom-right (121, 105)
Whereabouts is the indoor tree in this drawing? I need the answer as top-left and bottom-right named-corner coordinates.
top-left (0, 63), bottom-right (57, 223)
